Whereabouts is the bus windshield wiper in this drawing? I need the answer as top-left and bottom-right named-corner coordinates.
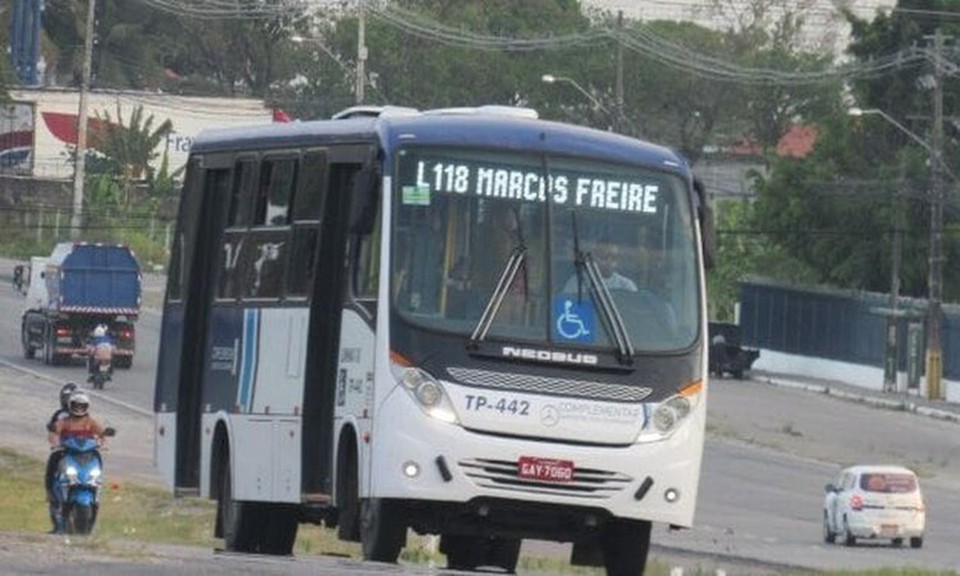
top-left (468, 245), bottom-right (527, 347)
top-left (565, 217), bottom-right (631, 365)
top-left (568, 213), bottom-right (633, 364)
top-left (579, 252), bottom-right (635, 365)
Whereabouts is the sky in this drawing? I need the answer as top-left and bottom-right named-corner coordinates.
top-left (583, 0), bottom-right (898, 57)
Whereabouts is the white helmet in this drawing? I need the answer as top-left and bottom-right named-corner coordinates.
top-left (69, 392), bottom-right (90, 417)
top-left (93, 325), bottom-right (108, 338)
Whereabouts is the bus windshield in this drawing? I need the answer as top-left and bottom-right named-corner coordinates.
top-left (392, 147), bottom-right (699, 352)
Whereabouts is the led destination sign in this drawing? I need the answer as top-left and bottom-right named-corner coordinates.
top-left (400, 155), bottom-right (661, 214)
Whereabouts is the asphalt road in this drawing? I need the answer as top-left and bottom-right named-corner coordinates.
top-left (2, 257), bottom-right (959, 574)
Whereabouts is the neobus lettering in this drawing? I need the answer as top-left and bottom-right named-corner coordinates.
top-left (502, 346), bottom-right (599, 365)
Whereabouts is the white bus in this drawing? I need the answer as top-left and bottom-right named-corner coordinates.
top-left (153, 105), bottom-right (715, 575)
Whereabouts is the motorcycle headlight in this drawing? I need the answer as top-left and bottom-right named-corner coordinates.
top-left (88, 468), bottom-right (102, 484)
top-left (65, 466), bottom-right (79, 483)
top-left (397, 367), bottom-right (459, 424)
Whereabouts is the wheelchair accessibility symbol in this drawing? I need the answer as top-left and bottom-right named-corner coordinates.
top-left (553, 298), bottom-right (596, 343)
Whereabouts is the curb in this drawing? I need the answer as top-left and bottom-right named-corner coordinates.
top-left (753, 375), bottom-right (960, 424)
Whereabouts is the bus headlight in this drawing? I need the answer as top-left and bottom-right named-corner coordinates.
top-left (636, 380), bottom-right (702, 442)
top-left (652, 395), bottom-right (691, 433)
top-left (399, 368), bottom-right (460, 424)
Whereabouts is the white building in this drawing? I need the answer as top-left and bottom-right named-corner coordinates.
top-left (2, 88), bottom-right (275, 179)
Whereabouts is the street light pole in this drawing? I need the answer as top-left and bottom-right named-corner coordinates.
top-left (849, 103), bottom-right (946, 400)
top-left (355, 0), bottom-right (367, 104)
top-left (541, 74), bottom-right (611, 120)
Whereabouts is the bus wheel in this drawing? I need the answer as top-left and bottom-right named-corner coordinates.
top-left (262, 505), bottom-right (298, 555)
top-left (442, 534), bottom-right (520, 573)
top-left (336, 438), bottom-right (360, 542)
top-left (602, 519), bottom-right (651, 576)
top-left (360, 498), bottom-right (406, 562)
top-left (218, 457), bottom-right (261, 552)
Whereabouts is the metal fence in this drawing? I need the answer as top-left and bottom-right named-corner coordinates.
top-left (739, 277), bottom-right (960, 380)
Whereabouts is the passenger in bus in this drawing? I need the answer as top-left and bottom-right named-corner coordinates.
top-left (476, 205), bottom-right (530, 324)
top-left (395, 210), bottom-right (447, 314)
top-left (562, 240), bottom-right (637, 293)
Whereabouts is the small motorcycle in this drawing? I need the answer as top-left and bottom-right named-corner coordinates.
top-left (89, 359), bottom-right (112, 390)
top-left (51, 428), bottom-right (115, 535)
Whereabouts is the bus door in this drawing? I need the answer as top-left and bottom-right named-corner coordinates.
top-left (301, 145), bottom-right (377, 497)
top-left (173, 154), bottom-right (234, 492)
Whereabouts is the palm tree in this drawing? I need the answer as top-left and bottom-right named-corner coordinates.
top-left (92, 103), bottom-right (173, 210)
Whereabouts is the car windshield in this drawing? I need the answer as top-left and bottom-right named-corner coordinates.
top-left (859, 472), bottom-right (918, 493)
top-left (391, 147), bottom-right (699, 353)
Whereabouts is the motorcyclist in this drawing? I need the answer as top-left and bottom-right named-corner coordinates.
top-left (48, 392), bottom-right (108, 534)
top-left (86, 324), bottom-right (115, 383)
top-left (44, 383), bottom-right (78, 533)
top-left (51, 392), bottom-right (108, 447)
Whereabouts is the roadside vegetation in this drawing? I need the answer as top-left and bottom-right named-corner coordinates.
top-left (0, 447), bottom-right (955, 575)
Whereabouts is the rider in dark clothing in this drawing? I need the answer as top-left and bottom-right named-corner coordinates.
top-left (45, 382), bottom-right (78, 533)
top-left (87, 324), bottom-right (116, 383)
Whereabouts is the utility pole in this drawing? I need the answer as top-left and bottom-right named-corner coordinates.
top-left (355, 0), bottom-right (367, 104)
top-left (70, 0), bottom-right (96, 239)
top-left (884, 157), bottom-right (905, 393)
top-left (925, 29), bottom-right (945, 401)
top-left (615, 10), bottom-right (624, 134)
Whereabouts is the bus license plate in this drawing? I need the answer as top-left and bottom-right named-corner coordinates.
top-left (518, 456), bottom-right (574, 483)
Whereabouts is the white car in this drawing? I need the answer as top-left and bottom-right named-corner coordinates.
top-left (823, 464), bottom-right (925, 548)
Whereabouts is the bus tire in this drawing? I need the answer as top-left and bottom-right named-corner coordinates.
top-left (602, 519), bottom-right (651, 576)
top-left (218, 455), bottom-right (261, 553)
top-left (262, 505), bottom-right (298, 555)
top-left (360, 498), bottom-right (406, 563)
top-left (442, 534), bottom-right (520, 573)
top-left (336, 433), bottom-right (360, 542)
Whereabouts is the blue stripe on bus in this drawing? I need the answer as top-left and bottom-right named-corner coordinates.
top-left (237, 309), bottom-right (259, 412)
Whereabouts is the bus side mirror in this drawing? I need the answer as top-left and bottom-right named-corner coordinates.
top-left (694, 178), bottom-right (717, 270)
top-left (349, 162), bottom-right (381, 235)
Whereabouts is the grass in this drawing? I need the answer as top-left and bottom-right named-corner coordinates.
top-left (0, 448), bottom-right (955, 576)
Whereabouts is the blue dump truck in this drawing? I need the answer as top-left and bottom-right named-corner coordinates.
top-left (20, 242), bottom-right (141, 368)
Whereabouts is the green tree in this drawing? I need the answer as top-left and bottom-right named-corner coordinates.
top-left (89, 103), bottom-right (174, 209)
top-left (708, 197), bottom-right (819, 321)
top-left (747, 1), bottom-right (960, 299)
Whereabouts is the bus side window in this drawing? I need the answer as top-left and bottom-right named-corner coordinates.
top-left (253, 156), bottom-right (296, 227)
top-left (286, 151), bottom-right (327, 297)
top-left (228, 159), bottom-right (257, 227)
top-left (168, 158), bottom-right (204, 302)
top-left (246, 230), bottom-right (288, 299)
top-left (292, 151), bottom-right (326, 221)
top-left (218, 230), bottom-right (246, 300)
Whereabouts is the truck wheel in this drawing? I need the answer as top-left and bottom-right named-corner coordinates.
top-left (46, 330), bottom-right (65, 367)
top-left (22, 331), bottom-right (35, 360)
top-left (43, 330), bottom-right (52, 365)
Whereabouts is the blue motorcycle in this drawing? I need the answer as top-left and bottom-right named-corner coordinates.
top-left (51, 428), bottom-right (115, 535)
